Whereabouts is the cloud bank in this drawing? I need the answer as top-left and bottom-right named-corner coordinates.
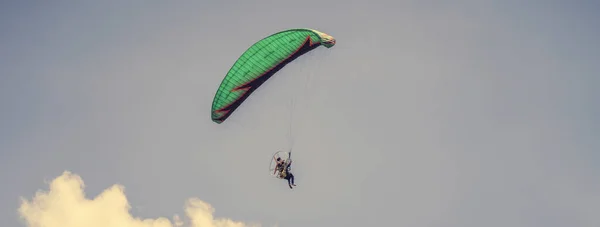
top-left (18, 171), bottom-right (258, 227)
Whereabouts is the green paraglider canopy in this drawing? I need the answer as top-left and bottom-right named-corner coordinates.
top-left (211, 28), bottom-right (335, 124)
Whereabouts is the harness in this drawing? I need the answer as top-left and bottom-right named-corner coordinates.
top-left (276, 162), bottom-right (289, 178)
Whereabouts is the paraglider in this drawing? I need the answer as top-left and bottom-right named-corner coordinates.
top-left (210, 28), bottom-right (336, 123)
top-left (211, 28), bottom-right (335, 189)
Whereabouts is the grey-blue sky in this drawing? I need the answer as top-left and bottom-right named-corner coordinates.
top-left (1, 1), bottom-right (599, 227)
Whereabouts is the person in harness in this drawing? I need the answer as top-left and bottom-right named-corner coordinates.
top-left (274, 156), bottom-right (296, 189)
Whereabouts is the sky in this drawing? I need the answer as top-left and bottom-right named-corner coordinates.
top-left (1, 1), bottom-right (599, 227)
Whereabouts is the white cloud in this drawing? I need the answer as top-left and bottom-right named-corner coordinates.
top-left (18, 171), bottom-right (259, 227)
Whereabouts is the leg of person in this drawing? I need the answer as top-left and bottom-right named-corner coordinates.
top-left (285, 175), bottom-right (293, 189)
top-left (290, 173), bottom-right (295, 186)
